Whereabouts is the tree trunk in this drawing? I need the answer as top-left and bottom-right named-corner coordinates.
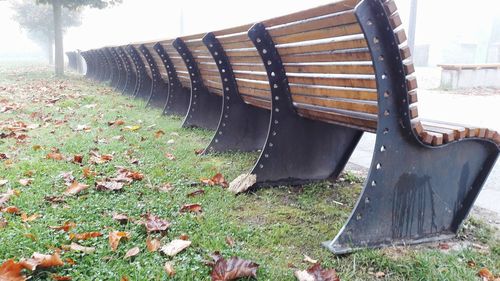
top-left (48, 35), bottom-right (54, 65)
top-left (53, 0), bottom-right (64, 76)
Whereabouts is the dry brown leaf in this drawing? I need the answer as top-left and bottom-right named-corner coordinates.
top-left (124, 247), bottom-right (140, 259)
top-left (18, 178), bottom-right (32, 186)
top-left (68, 242), bottom-right (95, 254)
top-left (0, 259), bottom-right (26, 281)
top-left (143, 213), bottom-right (171, 233)
top-left (209, 252), bottom-right (259, 281)
top-left (96, 180), bottom-right (124, 191)
top-left (49, 221), bottom-right (76, 232)
top-left (44, 195), bottom-right (66, 204)
top-left (194, 149), bottom-right (204, 155)
top-left (294, 263), bottom-right (340, 281)
top-left (228, 173), bottom-right (256, 194)
top-left (155, 130), bottom-right (165, 138)
top-left (187, 189), bottom-right (205, 197)
top-left (158, 183), bottom-right (174, 192)
top-left (64, 181), bottom-right (89, 196)
top-left (179, 234), bottom-right (189, 241)
top-left (112, 213), bottom-right (129, 224)
top-left (479, 268), bottom-right (494, 280)
top-left (32, 145), bottom-right (42, 151)
top-left (82, 167), bottom-right (96, 178)
top-left (21, 213), bottom-right (40, 223)
top-left (2, 206), bottom-right (20, 214)
top-left (109, 231), bottom-right (130, 251)
top-left (165, 153), bottom-right (176, 160)
top-left (73, 154), bottom-right (83, 164)
top-left (108, 119), bottom-right (125, 126)
top-left (51, 274), bottom-right (72, 281)
top-left (23, 233), bottom-right (37, 241)
top-left (69, 232), bottom-right (102, 240)
top-left (374, 271), bottom-right (386, 278)
top-left (160, 239), bottom-right (191, 256)
top-left (19, 252), bottom-right (64, 271)
top-left (0, 218), bottom-right (7, 229)
top-left (146, 237), bottom-right (161, 252)
top-left (225, 236), bottom-right (235, 247)
top-left (164, 261), bottom-right (175, 277)
top-left (0, 189), bottom-right (15, 206)
top-left (47, 153), bottom-right (64, 161)
top-left (180, 203), bottom-right (202, 214)
top-left (303, 255), bottom-right (318, 264)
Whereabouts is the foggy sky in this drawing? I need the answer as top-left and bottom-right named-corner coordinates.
top-left (1, 0), bottom-right (499, 60)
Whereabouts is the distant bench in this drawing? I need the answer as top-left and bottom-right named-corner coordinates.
top-left (439, 63), bottom-right (500, 89)
top-left (79, 0), bottom-right (500, 254)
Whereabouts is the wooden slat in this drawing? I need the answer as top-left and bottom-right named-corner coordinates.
top-left (289, 84), bottom-right (377, 101)
top-left (241, 95), bottom-right (272, 110)
top-left (296, 107), bottom-right (377, 132)
top-left (232, 63), bottom-right (267, 72)
top-left (212, 23), bottom-right (254, 36)
top-left (268, 11), bottom-right (358, 38)
top-left (235, 78), bottom-right (270, 91)
top-left (276, 38), bottom-right (367, 56)
top-left (284, 63), bottom-right (374, 75)
top-left (292, 95), bottom-right (378, 114)
top-left (237, 86), bottom-right (272, 99)
top-left (281, 49), bottom-right (372, 63)
top-left (263, 0), bottom-right (359, 26)
top-left (272, 23), bottom-right (363, 45)
top-left (288, 75), bottom-right (377, 88)
top-left (229, 56), bottom-right (263, 64)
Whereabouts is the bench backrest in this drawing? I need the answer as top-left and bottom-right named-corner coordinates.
top-left (157, 39), bottom-right (191, 89)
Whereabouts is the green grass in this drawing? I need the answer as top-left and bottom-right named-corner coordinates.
top-left (0, 65), bottom-right (499, 280)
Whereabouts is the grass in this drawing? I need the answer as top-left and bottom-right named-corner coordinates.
top-left (0, 64), bottom-right (499, 280)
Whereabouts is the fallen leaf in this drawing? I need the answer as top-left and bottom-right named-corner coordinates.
top-left (179, 203), bottom-right (202, 214)
top-left (73, 154), bottom-right (83, 163)
top-left (294, 263), bottom-right (340, 281)
top-left (108, 119), bottom-right (125, 126)
top-left (158, 183), bottom-right (174, 192)
top-left (89, 150), bottom-right (113, 164)
top-left (123, 125), bottom-right (141, 132)
top-left (64, 181), bottom-right (89, 196)
top-left (21, 213), bottom-right (40, 223)
top-left (0, 180), bottom-right (8, 187)
top-left (143, 213), bottom-right (170, 233)
top-left (64, 258), bottom-right (76, 265)
top-left (146, 237), bottom-right (161, 252)
top-left (112, 213), bottom-right (129, 224)
top-left (194, 149), bottom-right (204, 155)
top-left (23, 233), bottom-right (37, 241)
top-left (51, 274), bottom-right (72, 281)
top-left (225, 236), bottom-right (235, 247)
top-left (228, 173), bottom-right (256, 194)
top-left (0, 218), bottom-right (7, 229)
top-left (18, 179), bottom-right (32, 186)
top-left (374, 271), bottom-right (386, 278)
top-left (19, 252), bottom-right (64, 271)
top-left (160, 239), bottom-right (191, 256)
top-left (479, 268), bottom-right (494, 280)
top-left (74, 124), bottom-right (91, 132)
top-left (0, 259), bottom-right (26, 281)
top-left (32, 145), bottom-right (42, 151)
top-left (68, 242), bottom-right (95, 254)
top-left (109, 231), bottom-right (130, 251)
top-left (167, 139), bottom-right (175, 144)
top-left (438, 243), bottom-right (450, 250)
top-left (187, 189), bottom-right (205, 197)
top-left (0, 189), bottom-right (15, 206)
top-left (47, 153), bottom-right (64, 161)
top-left (0, 153), bottom-right (8, 160)
top-left (164, 261), bottom-right (175, 277)
top-left (49, 221), bottom-right (76, 232)
top-left (124, 247), bottom-right (140, 259)
top-left (69, 232), bottom-right (102, 240)
top-left (303, 255), bottom-right (318, 264)
top-left (165, 153), bottom-right (176, 160)
top-left (209, 252), bottom-right (259, 281)
top-left (155, 130), bottom-right (165, 138)
top-left (44, 195), bottom-right (66, 204)
top-left (96, 180), bottom-right (124, 191)
top-left (121, 276), bottom-right (129, 281)
top-left (2, 206), bottom-right (20, 214)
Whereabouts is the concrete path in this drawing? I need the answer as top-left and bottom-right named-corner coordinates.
top-left (347, 67), bottom-right (500, 215)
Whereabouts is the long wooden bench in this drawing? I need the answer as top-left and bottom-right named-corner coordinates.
top-left (80, 0), bottom-right (500, 253)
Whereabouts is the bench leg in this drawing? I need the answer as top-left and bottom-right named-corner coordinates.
top-left (134, 74), bottom-right (152, 101)
top-left (251, 114), bottom-right (363, 187)
top-left (163, 85), bottom-right (191, 117)
top-left (181, 89), bottom-right (222, 130)
top-left (147, 80), bottom-right (168, 109)
top-left (324, 138), bottom-right (499, 254)
top-left (203, 32), bottom-right (270, 153)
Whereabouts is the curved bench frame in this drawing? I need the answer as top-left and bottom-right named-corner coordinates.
top-left (96, 49), bottom-right (110, 82)
top-left (127, 45), bottom-right (152, 100)
top-left (244, 23), bottom-right (363, 187)
top-left (153, 43), bottom-right (191, 117)
top-left (84, 51), bottom-right (96, 80)
top-left (323, 0), bottom-right (499, 254)
top-left (107, 48), bottom-right (122, 90)
top-left (201, 32), bottom-right (270, 152)
top-left (139, 44), bottom-right (169, 109)
top-left (102, 48), bottom-right (117, 86)
top-left (172, 37), bottom-right (222, 130)
top-left (117, 46), bottom-right (136, 95)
